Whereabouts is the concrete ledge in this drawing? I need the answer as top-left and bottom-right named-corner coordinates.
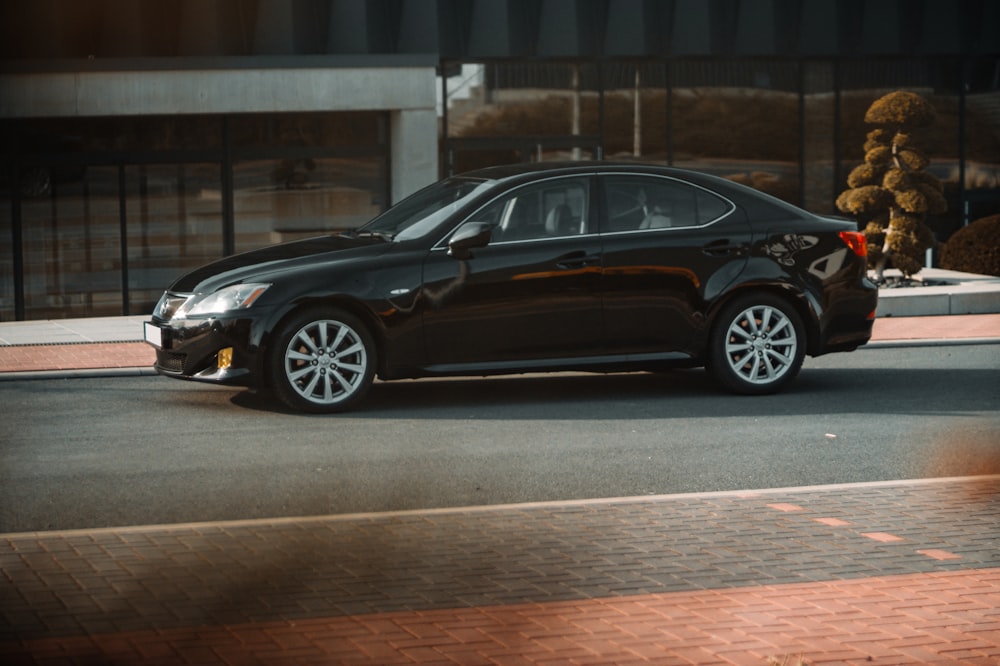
top-left (875, 268), bottom-right (1000, 317)
top-left (0, 315), bottom-right (148, 345)
top-left (1, 66), bottom-right (437, 118)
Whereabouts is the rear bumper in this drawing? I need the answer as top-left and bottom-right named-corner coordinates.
top-left (814, 276), bottom-right (878, 355)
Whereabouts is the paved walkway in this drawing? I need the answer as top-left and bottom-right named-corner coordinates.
top-left (2, 478), bottom-right (1000, 664)
top-left (2, 314), bottom-right (1000, 664)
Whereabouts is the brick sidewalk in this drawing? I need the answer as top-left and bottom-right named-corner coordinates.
top-left (0, 341), bottom-right (154, 373)
top-left (7, 570), bottom-right (998, 665)
top-left (3, 477), bottom-right (999, 664)
top-left (871, 313), bottom-right (1000, 341)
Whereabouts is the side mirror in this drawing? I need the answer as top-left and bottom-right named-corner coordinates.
top-left (447, 221), bottom-right (493, 259)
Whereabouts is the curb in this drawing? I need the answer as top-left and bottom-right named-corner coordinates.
top-left (5, 474), bottom-right (997, 539)
top-left (864, 336), bottom-right (1000, 349)
top-left (0, 366), bottom-right (160, 381)
top-left (3, 335), bottom-right (1000, 382)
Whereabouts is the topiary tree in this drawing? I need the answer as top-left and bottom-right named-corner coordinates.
top-left (835, 91), bottom-right (947, 281)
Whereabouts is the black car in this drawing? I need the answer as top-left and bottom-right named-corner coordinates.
top-left (144, 163), bottom-right (877, 413)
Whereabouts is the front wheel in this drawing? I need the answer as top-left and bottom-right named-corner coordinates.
top-left (708, 294), bottom-right (805, 395)
top-left (268, 307), bottom-right (376, 413)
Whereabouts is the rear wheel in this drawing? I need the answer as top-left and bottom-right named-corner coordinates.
top-left (708, 294), bottom-right (805, 395)
top-left (268, 307), bottom-right (376, 413)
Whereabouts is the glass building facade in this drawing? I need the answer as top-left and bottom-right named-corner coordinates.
top-left (2, 113), bottom-right (389, 320)
top-left (443, 57), bottom-right (999, 232)
top-left (2, 0), bottom-right (998, 321)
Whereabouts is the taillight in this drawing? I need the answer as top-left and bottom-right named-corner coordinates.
top-left (839, 230), bottom-right (868, 257)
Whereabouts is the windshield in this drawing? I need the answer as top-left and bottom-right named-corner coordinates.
top-left (357, 177), bottom-right (493, 242)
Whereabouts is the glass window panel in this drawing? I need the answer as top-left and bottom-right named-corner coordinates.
top-left (125, 163), bottom-right (223, 314)
top-left (444, 62), bottom-right (601, 173)
top-left (965, 57), bottom-right (1000, 227)
top-left (230, 112), bottom-right (388, 253)
top-left (15, 116), bottom-right (223, 153)
top-left (20, 167), bottom-right (122, 319)
top-left (229, 112), bottom-right (381, 149)
top-left (0, 170), bottom-right (12, 322)
top-left (600, 63), bottom-right (668, 163)
top-left (233, 156), bottom-right (384, 252)
top-left (802, 62), bottom-right (837, 214)
top-left (670, 60), bottom-right (801, 205)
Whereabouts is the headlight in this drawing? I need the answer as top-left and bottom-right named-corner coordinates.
top-left (174, 283), bottom-right (271, 318)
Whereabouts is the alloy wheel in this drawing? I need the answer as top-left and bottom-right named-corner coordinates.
top-left (283, 318), bottom-right (370, 407)
top-left (723, 304), bottom-right (798, 386)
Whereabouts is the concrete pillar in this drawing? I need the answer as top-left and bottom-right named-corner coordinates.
top-left (390, 109), bottom-right (439, 204)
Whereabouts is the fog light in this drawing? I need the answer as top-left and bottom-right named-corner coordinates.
top-left (217, 347), bottom-right (233, 369)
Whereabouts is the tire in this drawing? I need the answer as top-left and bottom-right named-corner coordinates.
top-left (708, 294), bottom-right (805, 395)
top-left (268, 307), bottom-right (376, 413)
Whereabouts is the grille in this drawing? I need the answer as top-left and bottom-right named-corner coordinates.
top-left (156, 351), bottom-right (186, 373)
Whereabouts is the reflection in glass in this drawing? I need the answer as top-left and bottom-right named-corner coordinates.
top-left (230, 112), bottom-right (388, 253)
top-left (444, 62), bottom-right (600, 172)
top-left (229, 112), bottom-right (380, 149)
top-left (126, 164), bottom-right (223, 315)
top-left (233, 157), bottom-right (383, 253)
top-left (802, 62), bottom-right (837, 214)
top-left (965, 58), bottom-right (1000, 227)
top-left (670, 60), bottom-right (800, 205)
top-left (0, 181), bottom-right (13, 321)
top-left (20, 167), bottom-right (122, 319)
top-left (601, 63), bottom-right (667, 163)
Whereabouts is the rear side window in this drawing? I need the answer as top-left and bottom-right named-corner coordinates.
top-left (602, 175), bottom-right (732, 232)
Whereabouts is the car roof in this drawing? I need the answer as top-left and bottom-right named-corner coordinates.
top-left (460, 161), bottom-right (683, 181)
top-left (458, 161), bottom-right (810, 219)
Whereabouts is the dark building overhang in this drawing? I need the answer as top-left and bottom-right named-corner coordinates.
top-left (1, 0), bottom-right (997, 67)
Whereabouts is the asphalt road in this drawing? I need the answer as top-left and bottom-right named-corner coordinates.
top-left (2, 343), bottom-right (998, 533)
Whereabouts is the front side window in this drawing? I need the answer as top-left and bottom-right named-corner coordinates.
top-left (603, 175), bottom-right (732, 232)
top-left (472, 178), bottom-right (590, 243)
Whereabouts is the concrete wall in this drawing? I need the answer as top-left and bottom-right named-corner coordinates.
top-left (0, 65), bottom-right (440, 199)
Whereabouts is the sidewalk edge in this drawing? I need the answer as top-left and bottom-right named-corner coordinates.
top-left (4, 475), bottom-right (998, 540)
top-left (865, 336), bottom-right (1000, 349)
top-left (0, 367), bottom-right (159, 381)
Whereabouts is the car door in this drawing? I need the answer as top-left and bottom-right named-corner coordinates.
top-left (420, 176), bottom-right (604, 368)
top-left (598, 173), bottom-right (751, 353)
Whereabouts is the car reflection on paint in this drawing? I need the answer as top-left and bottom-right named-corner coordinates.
top-left (144, 162), bottom-right (877, 413)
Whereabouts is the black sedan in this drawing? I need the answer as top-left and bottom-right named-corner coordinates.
top-left (144, 163), bottom-right (877, 413)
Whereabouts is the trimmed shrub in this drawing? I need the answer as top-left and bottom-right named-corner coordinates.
top-left (940, 214), bottom-right (1000, 277)
top-left (836, 91), bottom-right (946, 280)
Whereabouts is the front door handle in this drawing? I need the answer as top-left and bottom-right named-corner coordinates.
top-left (556, 251), bottom-right (600, 270)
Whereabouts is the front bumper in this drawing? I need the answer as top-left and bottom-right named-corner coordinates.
top-left (144, 315), bottom-right (260, 387)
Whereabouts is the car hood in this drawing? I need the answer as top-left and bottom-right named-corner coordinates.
top-left (168, 234), bottom-right (391, 293)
